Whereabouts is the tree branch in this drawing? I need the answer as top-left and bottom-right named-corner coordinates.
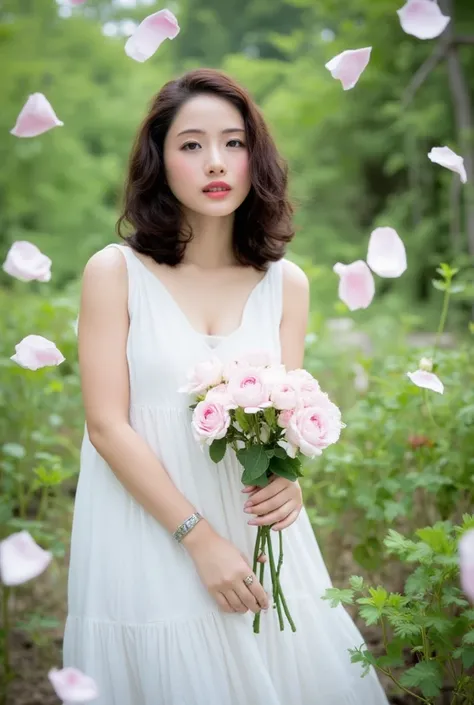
top-left (454, 35), bottom-right (474, 45)
top-left (402, 40), bottom-right (450, 107)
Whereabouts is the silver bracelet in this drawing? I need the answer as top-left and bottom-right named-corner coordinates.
top-left (172, 512), bottom-right (203, 543)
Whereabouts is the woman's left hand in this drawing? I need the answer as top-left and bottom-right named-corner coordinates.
top-left (242, 475), bottom-right (303, 531)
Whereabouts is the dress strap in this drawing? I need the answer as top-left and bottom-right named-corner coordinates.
top-left (267, 259), bottom-right (284, 329)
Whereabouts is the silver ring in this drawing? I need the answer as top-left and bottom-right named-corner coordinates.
top-left (243, 575), bottom-right (254, 587)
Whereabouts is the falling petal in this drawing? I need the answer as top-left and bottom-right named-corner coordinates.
top-left (124, 9), bottom-right (180, 62)
top-left (2, 241), bottom-right (52, 282)
top-left (48, 667), bottom-right (99, 702)
top-left (366, 227), bottom-right (407, 278)
top-left (397, 0), bottom-right (450, 40)
top-left (407, 369), bottom-right (444, 394)
top-left (11, 335), bottom-right (65, 371)
top-left (0, 531), bottom-right (52, 586)
top-left (459, 530), bottom-right (474, 603)
top-left (333, 260), bottom-right (375, 310)
top-left (428, 146), bottom-right (467, 183)
top-left (10, 93), bottom-right (64, 138)
top-left (325, 47), bottom-right (372, 90)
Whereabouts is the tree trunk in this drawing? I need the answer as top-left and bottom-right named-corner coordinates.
top-left (440, 0), bottom-right (474, 256)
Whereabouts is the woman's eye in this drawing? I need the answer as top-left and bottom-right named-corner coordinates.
top-left (227, 139), bottom-right (245, 148)
top-left (182, 142), bottom-right (201, 151)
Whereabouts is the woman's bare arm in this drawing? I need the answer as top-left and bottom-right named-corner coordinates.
top-left (77, 247), bottom-right (269, 613)
top-left (78, 247), bottom-right (212, 550)
top-left (279, 259), bottom-right (310, 370)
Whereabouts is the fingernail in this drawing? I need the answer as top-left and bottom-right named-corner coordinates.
top-left (248, 519), bottom-right (257, 525)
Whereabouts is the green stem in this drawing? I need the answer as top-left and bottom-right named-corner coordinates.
top-left (267, 528), bottom-right (296, 632)
top-left (252, 527), bottom-right (267, 634)
top-left (433, 289), bottom-right (451, 357)
top-left (276, 529), bottom-right (283, 581)
top-left (36, 488), bottom-right (49, 523)
top-left (1, 586), bottom-right (11, 705)
top-left (266, 528), bottom-right (285, 631)
top-left (375, 666), bottom-right (433, 704)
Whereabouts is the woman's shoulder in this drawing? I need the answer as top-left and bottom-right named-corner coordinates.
top-left (280, 258), bottom-right (309, 295)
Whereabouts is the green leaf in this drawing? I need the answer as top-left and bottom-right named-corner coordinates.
top-left (209, 438), bottom-right (227, 463)
top-left (462, 630), bottom-right (474, 646)
top-left (268, 454), bottom-right (301, 481)
top-left (273, 446), bottom-right (287, 459)
top-left (234, 407), bottom-right (250, 432)
top-left (236, 445), bottom-right (269, 482)
top-left (399, 661), bottom-right (443, 698)
top-left (322, 587), bottom-right (354, 607)
top-left (349, 575), bottom-right (365, 592)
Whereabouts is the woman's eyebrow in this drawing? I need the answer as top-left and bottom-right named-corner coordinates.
top-left (176, 127), bottom-right (246, 137)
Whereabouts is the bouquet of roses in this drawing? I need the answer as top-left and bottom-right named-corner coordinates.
top-left (179, 350), bottom-right (344, 633)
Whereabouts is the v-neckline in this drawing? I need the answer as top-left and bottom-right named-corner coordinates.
top-left (128, 248), bottom-right (272, 351)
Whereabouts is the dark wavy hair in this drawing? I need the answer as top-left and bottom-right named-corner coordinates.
top-left (116, 68), bottom-right (294, 270)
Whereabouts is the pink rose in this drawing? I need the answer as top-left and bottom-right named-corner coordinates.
top-left (2, 241), bottom-right (52, 282)
top-left (270, 380), bottom-right (298, 410)
top-left (459, 530), bottom-right (474, 603)
top-left (277, 408), bottom-right (295, 429)
top-left (287, 369), bottom-right (322, 407)
top-left (223, 349), bottom-right (276, 381)
top-left (285, 403), bottom-right (343, 458)
top-left (205, 383), bottom-right (237, 410)
top-left (179, 356), bottom-right (223, 394)
top-left (192, 401), bottom-right (230, 445)
top-left (11, 335), bottom-right (65, 371)
top-left (227, 367), bottom-right (272, 414)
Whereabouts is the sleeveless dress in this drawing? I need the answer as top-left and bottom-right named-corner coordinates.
top-left (63, 243), bottom-right (389, 705)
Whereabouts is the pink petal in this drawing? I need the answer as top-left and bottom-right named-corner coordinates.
top-left (11, 335), bottom-right (65, 371)
top-left (10, 93), bottom-right (63, 138)
top-left (407, 369), bottom-right (444, 394)
top-left (48, 667), bottom-right (99, 702)
top-left (333, 260), bottom-right (375, 311)
top-left (2, 241), bottom-right (52, 282)
top-left (397, 0), bottom-right (450, 40)
top-left (459, 530), bottom-right (474, 602)
top-left (0, 531), bottom-right (52, 586)
top-left (325, 47), bottom-right (372, 90)
top-left (70, 0), bottom-right (87, 4)
top-left (366, 227), bottom-right (407, 278)
top-left (124, 9), bottom-right (180, 62)
top-left (428, 146), bottom-right (467, 184)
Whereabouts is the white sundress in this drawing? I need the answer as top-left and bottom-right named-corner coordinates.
top-left (63, 243), bottom-right (390, 705)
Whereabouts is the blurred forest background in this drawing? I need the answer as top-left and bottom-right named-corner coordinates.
top-left (1, 0), bottom-right (473, 324)
top-left (1, 1), bottom-right (474, 704)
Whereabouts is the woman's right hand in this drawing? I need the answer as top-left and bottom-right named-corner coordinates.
top-left (182, 523), bottom-right (269, 614)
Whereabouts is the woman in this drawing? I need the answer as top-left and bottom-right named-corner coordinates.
top-left (63, 68), bottom-right (389, 705)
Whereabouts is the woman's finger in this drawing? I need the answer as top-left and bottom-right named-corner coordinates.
top-left (215, 592), bottom-right (236, 613)
top-left (241, 485), bottom-right (257, 493)
top-left (245, 478), bottom-right (286, 506)
top-left (248, 500), bottom-right (294, 526)
top-left (246, 489), bottom-right (291, 517)
top-left (271, 509), bottom-right (301, 531)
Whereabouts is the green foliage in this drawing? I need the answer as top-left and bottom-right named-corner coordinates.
top-left (323, 518), bottom-right (474, 703)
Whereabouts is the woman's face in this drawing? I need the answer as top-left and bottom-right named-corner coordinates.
top-left (163, 93), bottom-right (251, 218)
